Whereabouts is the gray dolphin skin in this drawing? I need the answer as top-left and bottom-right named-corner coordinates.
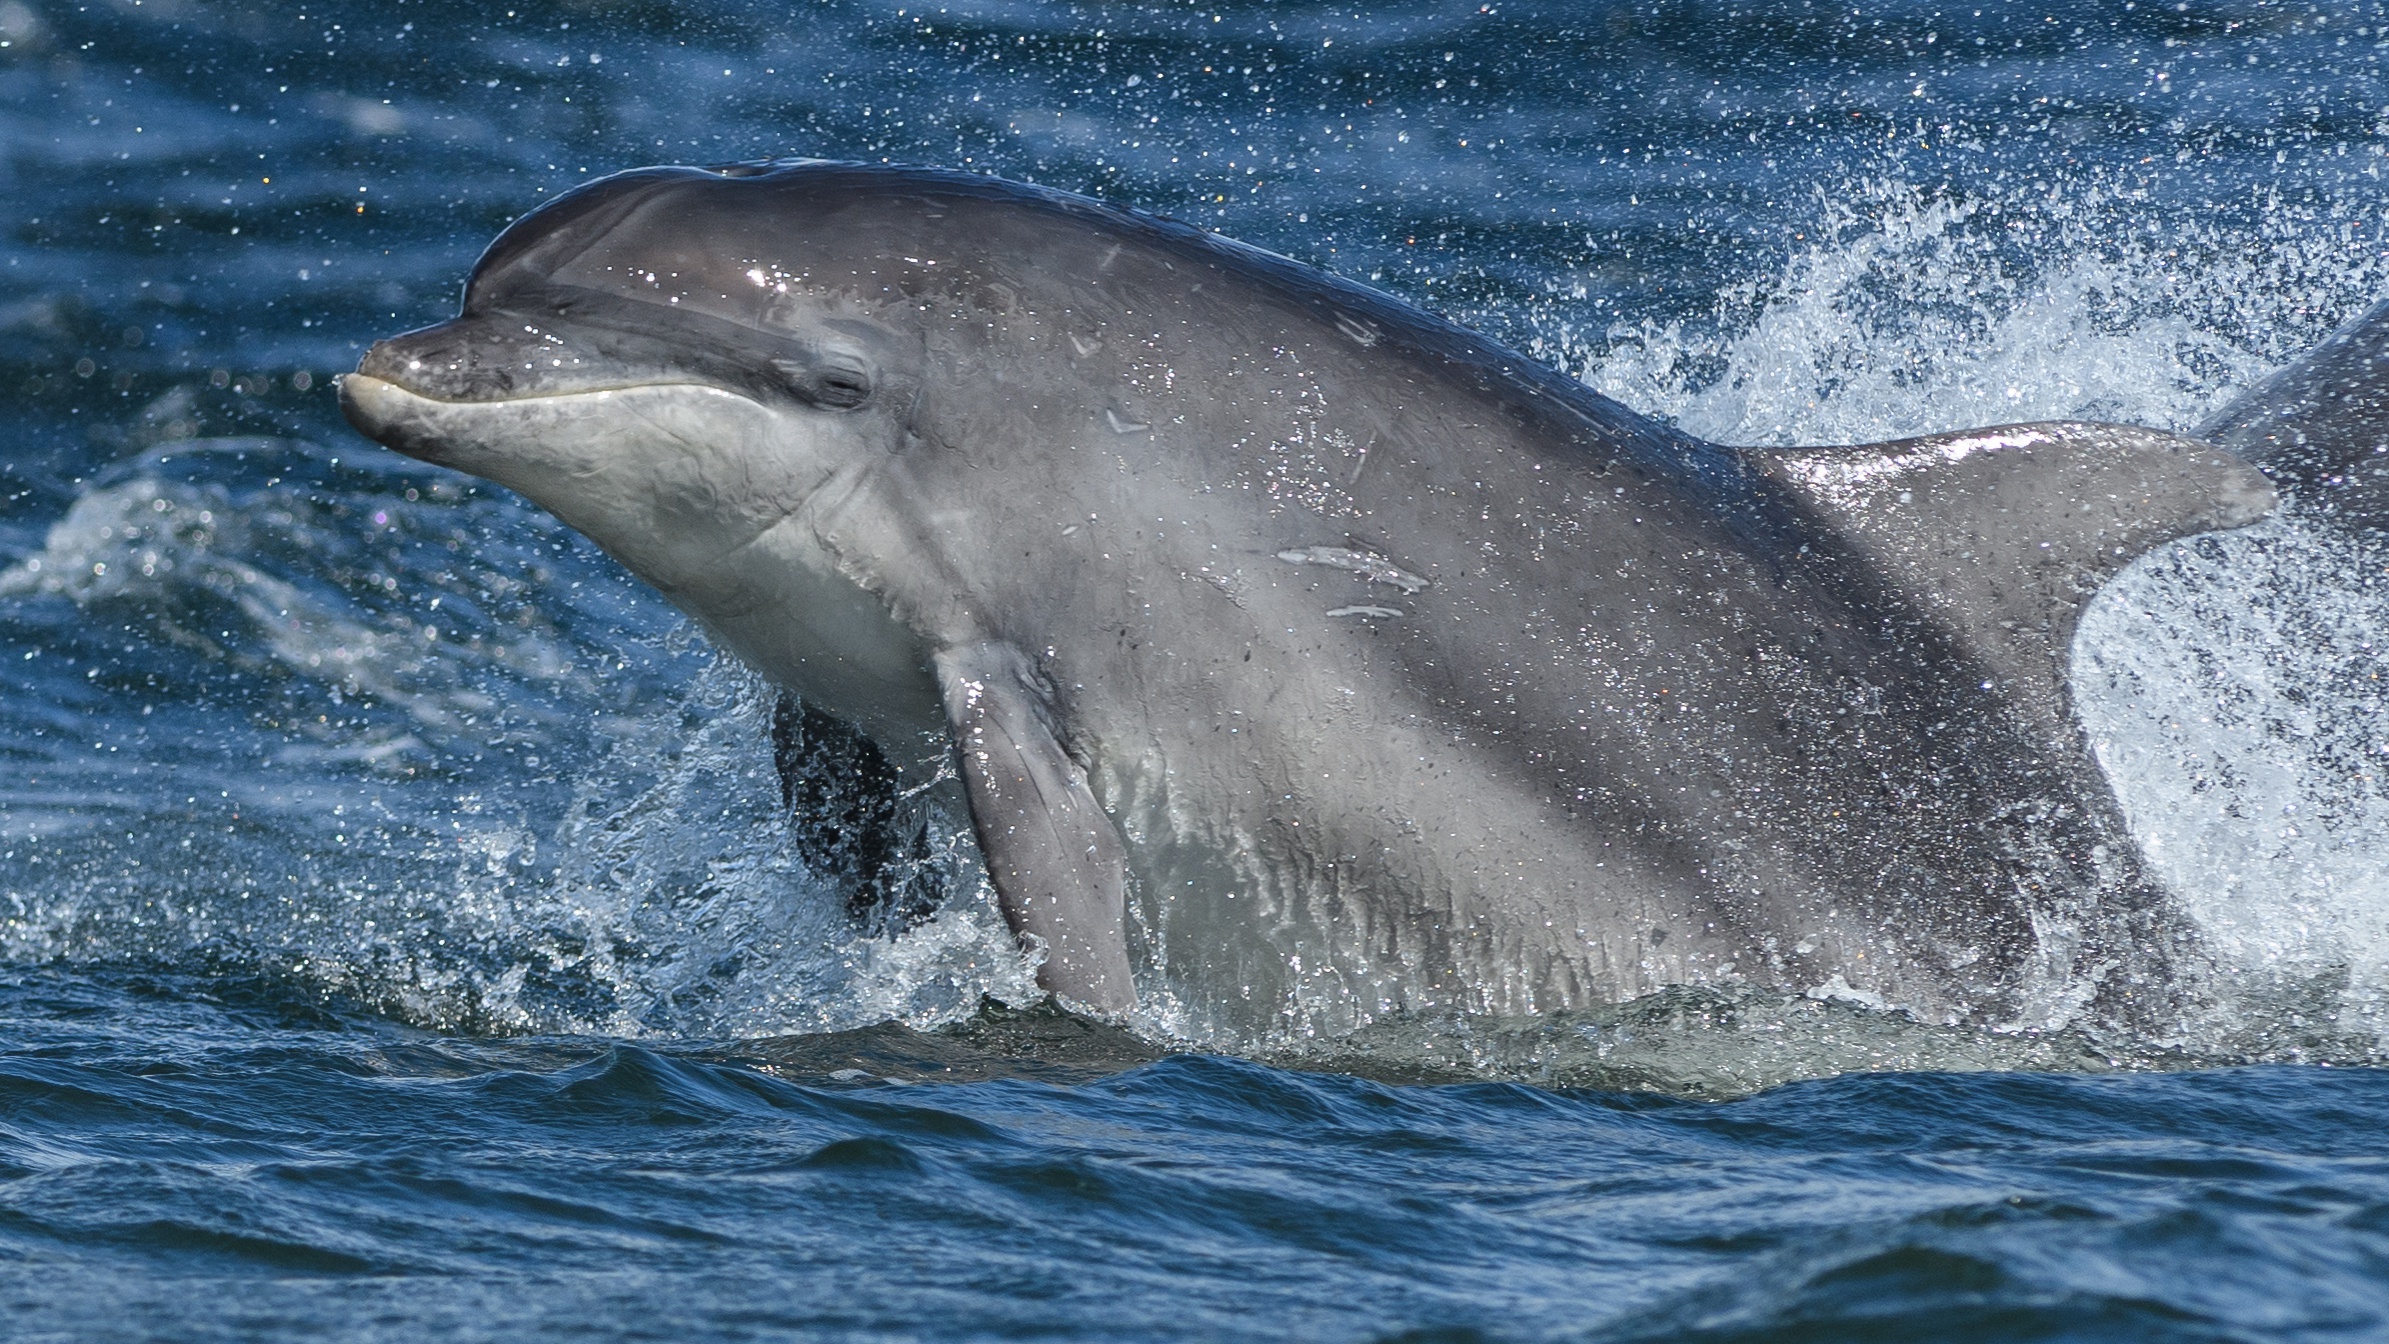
top-left (341, 160), bottom-right (2294, 1032)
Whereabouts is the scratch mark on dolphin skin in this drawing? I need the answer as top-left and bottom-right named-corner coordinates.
top-left (1334, 313), bottom-right (1380, 347)
top-left (1277, 545), bottom-right (1429, 593)
top-left (1106, 409), bottom-right (1151, 435)
top-left (1325, 605), bottom-right (1403, 619)
top-left (1069, 333), bottom-right (1102, 358)
top-left (1347, 436), bottom-right (1376, 487)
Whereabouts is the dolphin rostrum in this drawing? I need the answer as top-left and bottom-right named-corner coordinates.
top-left (341, 161), bottom-right (2297, 1034)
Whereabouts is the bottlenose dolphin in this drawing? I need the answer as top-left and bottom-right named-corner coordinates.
top-left (341, 161), bottom-right (2297, 1032)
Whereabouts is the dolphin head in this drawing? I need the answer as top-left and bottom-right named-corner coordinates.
top-left (340, 165), bottom-right (930, 599)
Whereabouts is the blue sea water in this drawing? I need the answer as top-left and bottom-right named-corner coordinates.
top-left (5, 968), bottom-right (2389, 1343)
top-left (4, 0), bottom-right (2389, 1337)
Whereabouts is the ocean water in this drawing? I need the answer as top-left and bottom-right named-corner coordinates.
top-left (3, 0), bottom-right (2389, 1338)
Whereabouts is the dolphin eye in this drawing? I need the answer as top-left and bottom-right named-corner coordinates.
top-left (770, 350), bottom-right (875, 410)
top-left (814, 366), bottom-right (872, 409)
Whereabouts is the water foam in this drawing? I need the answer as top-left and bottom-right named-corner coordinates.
top-left (2079, 522), bottom-right (2389, 1053)
top-left (524, 660), bottom-right (1037, 1039)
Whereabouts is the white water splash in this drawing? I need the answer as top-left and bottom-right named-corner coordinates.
top-left (2078, 522), bottom-right (2389, 1047)
top-left (250, 656), bottom-right (1040, 1040)
top-left (524, 658), bottom-right (1039, 1038)
top-left (1568, 181), bottom-right (2380, 446)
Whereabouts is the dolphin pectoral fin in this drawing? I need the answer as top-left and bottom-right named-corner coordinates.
top-left (770, 693), bottom-right (946, 935)
top-left (935, 641), bottom-right (1137, 1014)
top-left (2198, 296), bottom-right (2389, 525)
top-left (1761, 422), bottom-right (2273, 735)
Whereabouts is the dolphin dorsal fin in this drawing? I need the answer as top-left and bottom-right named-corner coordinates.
top-left (1758, 422), bottom-right (2273, 728)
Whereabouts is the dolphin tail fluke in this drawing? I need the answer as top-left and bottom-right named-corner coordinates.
top-left (2197, 298), bottom-right (2389, 525)
top-left (1757, 422), bottom-right (2273, 736)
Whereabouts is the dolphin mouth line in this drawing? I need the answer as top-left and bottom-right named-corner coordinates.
top-left (338, 371), bottom-right (759, 409)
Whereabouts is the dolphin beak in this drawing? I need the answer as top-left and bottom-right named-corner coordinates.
top-left (339, 370), bottom-right (457, 467)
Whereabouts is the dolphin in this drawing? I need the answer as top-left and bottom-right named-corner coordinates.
top-left (340, 161), bottom-right (2296, 1033)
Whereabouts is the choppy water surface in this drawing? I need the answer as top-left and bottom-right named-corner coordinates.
top-left (4, 0), bottom-right (2389, 1337)
top-left (5, 968), bottom-right (2389, 1343)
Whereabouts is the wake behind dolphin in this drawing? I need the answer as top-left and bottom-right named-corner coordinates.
top-left (337, 160), bottom-right (2374, 1039)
